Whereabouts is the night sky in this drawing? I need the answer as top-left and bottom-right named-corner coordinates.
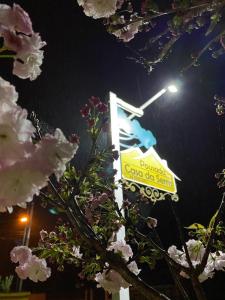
top-left (1, 1), bottom-right (225, 299)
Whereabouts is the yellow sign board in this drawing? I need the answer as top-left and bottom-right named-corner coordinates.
top-left (121, 147), bottom-right (180, 194)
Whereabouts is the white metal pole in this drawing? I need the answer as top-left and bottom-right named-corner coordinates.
top-left (128, 88), bottom-right (167, 120)
top-left (109, 92), bottom-right (144, 300)
top-left (110, 93), bottom-right (127, 242)
top-left (110, 92), bottom-right (130, 300)
top-left (18, 202), bottom-right (34, 292)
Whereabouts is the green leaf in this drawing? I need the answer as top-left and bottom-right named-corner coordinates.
top-left (173, 15), bottom-right (183, 28)
top-left (205, 13), bottom-right (221, 36)
top-left (139, 256), bottom-right (156, 270)
top-left (185, 223), bottom-right (205, 230)
top-left (144, 0), bottom-right (159, 13)
top-left (208, 210), bottom-right (218, 229)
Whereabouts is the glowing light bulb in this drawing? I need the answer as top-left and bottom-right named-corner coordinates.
top-left (19, 215), bottom-right (29, 224)
top-left (167, 85), bottom-right (178, 93)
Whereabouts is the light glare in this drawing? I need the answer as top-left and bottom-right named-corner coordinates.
top-left (19, 215), bottom-right (29, 224)
top-left (167, 85), bottom-right (178, 93)
top-left (119, 118), bottom-right (131, 133)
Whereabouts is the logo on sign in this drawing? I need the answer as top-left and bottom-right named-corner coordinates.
top-left (121, 147), bottom-right (180, 194)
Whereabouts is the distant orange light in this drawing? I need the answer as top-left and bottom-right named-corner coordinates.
top-left (19, 215), bottom-right (29, 224)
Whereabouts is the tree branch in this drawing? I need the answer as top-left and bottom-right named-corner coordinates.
top-left (169, 201), bottom-right (207, 300)
top-left (152, 229), bottom-right (191, 300)
top-left (197, 192), bottom-right (225, 274)
top-left (183, 28), bottom-right (225, 72)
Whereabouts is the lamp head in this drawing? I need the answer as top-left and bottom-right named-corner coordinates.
top-left (167, 84), bottom-right (178, 93)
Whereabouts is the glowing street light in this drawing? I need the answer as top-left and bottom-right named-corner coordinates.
top-left (17, 203), bottom-right (34, 292)
top-left (19, 215), bottom-right (29, 224)
top-left (129, 83), bottom-right (179, 120)
top-left (168, 84), bottom-right (178, 93)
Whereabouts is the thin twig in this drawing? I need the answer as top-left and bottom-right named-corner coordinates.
top-left (135, 229), bottom-right (190, 275)
top-left (111, 1), bottom-right (213, 33)
top-left (197, 192), bottom-right (225, 274)
top-left (153, 228), bottom-right (191, 300)
top-left (169, 201), bottom-right (194, 271)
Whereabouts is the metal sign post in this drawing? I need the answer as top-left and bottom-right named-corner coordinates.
top-left (17, 202), bottom-right (34, 292)
top-left (109, 92), bottom-right (143, 300)
top-left (109, 86), bottom-right (178, 300)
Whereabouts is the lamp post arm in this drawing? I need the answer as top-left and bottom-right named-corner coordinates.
top-left (128, 88), bottom-right (167, 120)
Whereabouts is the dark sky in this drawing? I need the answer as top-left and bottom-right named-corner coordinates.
top-left (1, 1), bottom-right (225, 298)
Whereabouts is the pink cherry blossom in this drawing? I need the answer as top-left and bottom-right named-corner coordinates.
top-left (0, 4), bottom-right (45, 81)
top-left (95, 269), bottom-right (130, 294)
top-left (12, 4), bottom-right (33, 35)
top-left (212, 251), bottom-right (225, 271)
top-left (1, 30), bottom-right (46, 80)
top-left (25, 256), bottom-right (51, 282)
top-left (11, 245), bottom-right (51, 283)
top-left (0, 5), bottom-right (11, 25)
top-left (12, 33), bottom-right (46, 81)
top-left (40, 230), bottom-right (48, 241)
top-left (13, 50), bottom-right (44, 81)
top-left (15, 263), bottom-right (29, 280)
top-left (10, 246), bottom-right (32, 264)
top-left (0, 76), bottom-right (18, 110)
top-left (168, 239), bottom-right (225, 283)
top-left (0, 158), bottom-right (49, 212)
top-left (168, 245), bottom-right (183, 264)
top-left (1, 28), bottom-right (26, 53)
top-left (72, 246), bottom-right (83, 259)
top-left (77, 0), bottom-right (118, 19)
top-left (185, 239), bottom-right (205, 261)
top-left (33, 129), bottom-right (78, 180)
top-left (0, 4), bottom-right (33, 35)
top-left (107, 240), bottom-right (133, 261)
top-left (15, 256), bottom-right (51, 282)
top-left (0, 99), bottom-right (77, 210)
top-left (113, 21), bottom-right (142, 42)
top-left (127, 261), bottom-right (140, 275)
top-left (0, 106), bottom-right (35, 168)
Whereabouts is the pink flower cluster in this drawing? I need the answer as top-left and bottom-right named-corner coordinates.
top-left (80, 96), bottom-right (108, 128)
top-left (10, 246), bottom-right (51, 282)
top-left (95, 239), bottom-right (140, 294)
top-left (0, 4), bottom-right (46, 80)
top-left (0, 77), bottom-right (78, 212)
top-left (95, 269), bottom-right (130, 294)
top-left (168, 239), bottom-right (225, 282)
top-left (80, 97), bottom-right (108, 118)
top-left (112, 20), bottom-right (142, 42)
top-left (77, 0), bottom-right (123, 19)
top-left (95, 260), bottom-right (140, 294)
top-left (85, 193), bottom-right (108, 224)
top-left (107, 240), bottom-right (133, 262)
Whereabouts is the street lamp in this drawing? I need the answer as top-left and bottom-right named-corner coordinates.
top-left (168, 84), bottom-right (178, 93)
top-left (18, 214), bottom-right (29, 224)
top-left (128, 84), bottom-right (178, 120)
top-left (16, 203), bottom-right (34, 292)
